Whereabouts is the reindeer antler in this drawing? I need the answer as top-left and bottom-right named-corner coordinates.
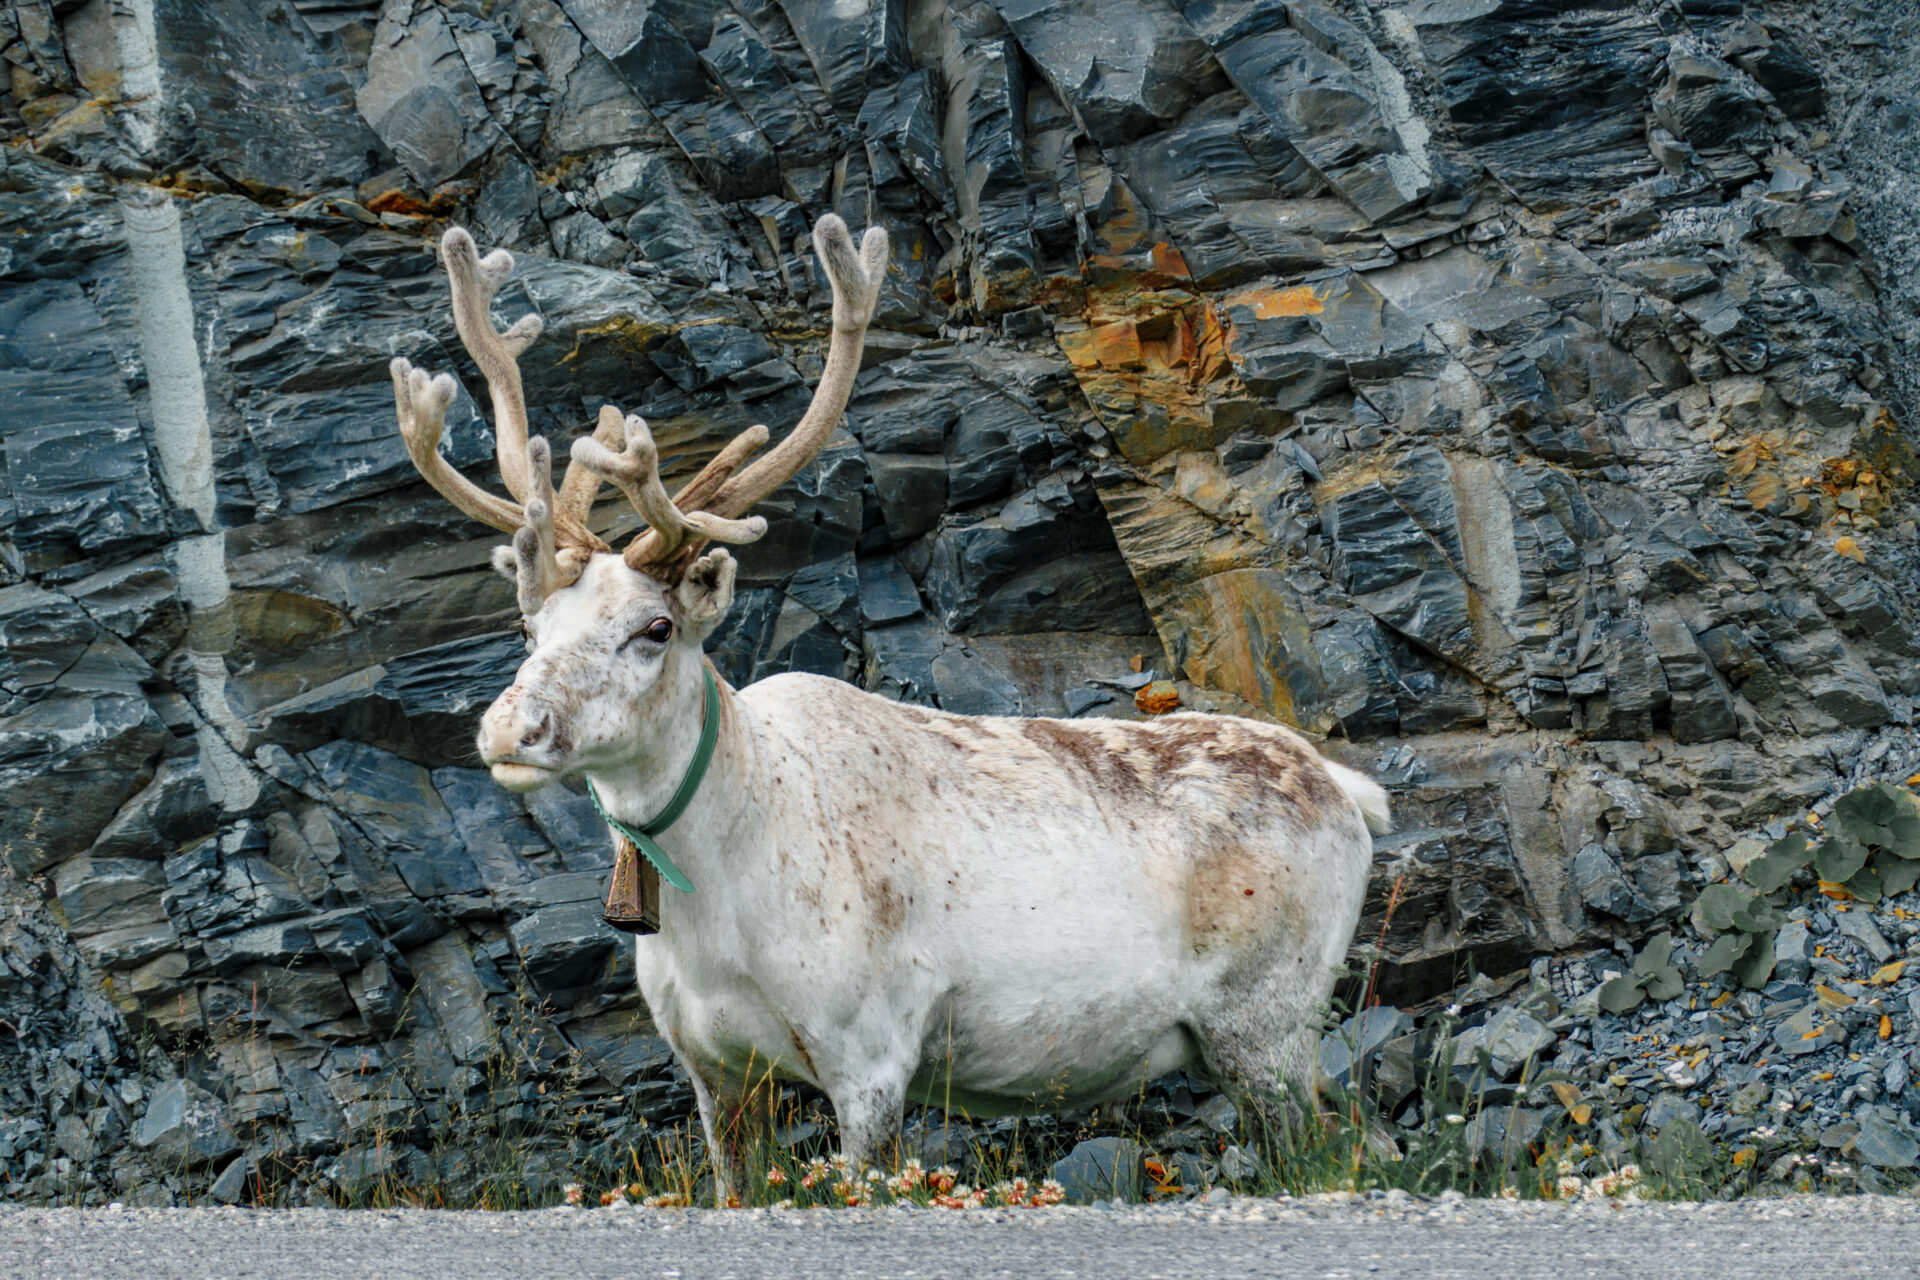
top-left (392, 229), bottom-right (610, 614)
top-left (393, 215), bottom-right (889, 602)
top-left (570, 406), bottom-right (770, 566)
top-left (610, 214), bottom-right (890, 580)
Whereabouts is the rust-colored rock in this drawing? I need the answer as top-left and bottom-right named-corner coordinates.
top-left (1134, 680), bottom-right (1181, 715)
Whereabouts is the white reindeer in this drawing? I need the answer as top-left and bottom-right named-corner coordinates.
top-left (389, 215), bottom-right (1390, 1197)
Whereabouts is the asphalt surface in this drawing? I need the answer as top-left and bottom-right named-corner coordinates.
top-left (1, 1194), bottom-right (1913, 1279)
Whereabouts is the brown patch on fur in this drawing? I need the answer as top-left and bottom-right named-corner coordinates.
top-left (872, 877), bottom-right (906, 937)
top-left (1018, 713), bottom-right (1342, 829)
top-left (1019, 719), bottom-right (1143, 791)
top-left (1187, 842), bottom-right (1311, 954)
top-left (792, 863), bottom-right (824, 911)
top-left (787, 1025), bottom-right (818, 1079)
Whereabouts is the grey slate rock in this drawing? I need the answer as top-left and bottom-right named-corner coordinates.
top-left (1853, 1113), bottom-right (1919, 1170)
top-left (432, 767), bottom-right (549, 892)
top-left (157, 0), bottom-right (390, 195)
top-left (509, 901), bottom-right (620, 997)
top-left (1644, 1092), bottom-right (1701, 1132)
top-left (409, 934), bottom-right (499, 1067)
top-left (1408, 0), bottom-right (1665, 205)
top-left (53, 857), bottom-right (167, 938)
top-left (1, 281), bottom-right (170, 569)
top-left (1465, 1106), bottom-right (1545, 1159)
top-left (89, 755), bottom-right (219, 862)
top-left (1064, 687), bottom-right (1114, 717)
top-left (1775, 920), bottom-right (1813, 983)
top-left (207, 1153), bottom-right (253, 1205)
top-left (1574, 843), bottom-right (1647, 923)
top-left (1319, 1005), bottom-right (1414, 1088)
top-left (135, 1079), bottom-right (242, 1169)
top-left (306, 742), bottom-right (483, 899)
top-left (1049, 1135), bottom-right (1144, 1204)
top-left (1835, 910), bottom-right (1893, 964)
top-left (1773, 1006), bottom-right (1842, 1056)
top-left (1479, 1008), bottom-right (1556, 1081)
top-left (996, 0), bottom-right (1216, 147)
top-left (356, 4), bottom-right (506, 188)
top-left (867, 453), bottom-right (949, 545)
top-left (857, 555), bottom-right (923, 626)
top-left (0, 692), bottom-right (171, 875)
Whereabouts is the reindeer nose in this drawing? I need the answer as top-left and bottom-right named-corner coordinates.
top-left (519, 709), bottom-right (553, 750)
top-left (478, 691), bottom-right (557, 765)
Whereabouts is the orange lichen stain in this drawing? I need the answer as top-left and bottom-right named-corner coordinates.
top-left (1310, 449), bottom-right (1408, 504)
top-left (1091, 318), bottom-right (1145, 370)
top-left (1744, 471), bottom-right (1790, 514)
top-left (1135, 680), bottom-right (1181, 715)
top-left (364, 188), bottom-right (435, 217)
top-left (1056, 328), bottom-right (1101, 370)
top-left (1227, 283), bottom-right (1325, 319)
top-left (1193, 303), bottom-right (1233, 383)
top-left (1834, 535), bottom-right (1866, 562)
top-left (1149, 241), bottom-right (1191, 278)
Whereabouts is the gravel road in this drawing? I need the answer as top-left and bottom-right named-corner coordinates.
top-left (2, 1194), bottom-right (1914, 1280)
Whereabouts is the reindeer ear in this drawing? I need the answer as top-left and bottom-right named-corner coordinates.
top-left (675, 548), bottom-right (736, 637)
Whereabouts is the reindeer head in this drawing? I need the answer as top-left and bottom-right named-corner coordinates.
top-left (390, 215), bottom-right (888, 792)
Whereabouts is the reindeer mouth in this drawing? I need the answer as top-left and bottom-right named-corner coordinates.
top-left (489, 761), bottom-right (556, 792)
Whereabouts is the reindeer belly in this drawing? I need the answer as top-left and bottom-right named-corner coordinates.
top-left (908, 1017), bottom-right (1198, 1115)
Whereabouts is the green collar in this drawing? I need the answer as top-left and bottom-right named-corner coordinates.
top-left (585, 665), bottom-right (718, 895)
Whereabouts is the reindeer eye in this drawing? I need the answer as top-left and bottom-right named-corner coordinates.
top-left (643, 617), bottom-right (673, 645)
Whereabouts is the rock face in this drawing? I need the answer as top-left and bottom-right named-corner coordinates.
top-left (0, 0), bottom-right (1916, 1204)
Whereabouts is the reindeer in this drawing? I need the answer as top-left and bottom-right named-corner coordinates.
top-left (388, 215), bottom-right (1391, 1198)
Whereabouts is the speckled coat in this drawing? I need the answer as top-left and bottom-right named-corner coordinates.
top-left (477, 550), bottom-right (1390, 1196)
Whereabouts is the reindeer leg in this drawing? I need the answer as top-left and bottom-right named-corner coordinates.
top-left (689, 1070), bottom-right (748, 1207)
top-left (689, 1061), bottom-right (779, 1207)
top-left (826, 1066), bottom-right (908, 1172)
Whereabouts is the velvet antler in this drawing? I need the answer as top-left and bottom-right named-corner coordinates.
top-left (593, 214), bottom-right (888, 581)
top-left (394, 215), bottom-right (889, 600)
top-left (391, 229), bottom-right (610, 613)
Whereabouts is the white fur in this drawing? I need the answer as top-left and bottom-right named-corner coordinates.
top-left (478, 552), bottom-right (1387, 1194)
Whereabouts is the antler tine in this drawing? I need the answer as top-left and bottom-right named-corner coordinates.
top-left (390, 358), bottom-right (525, 533)
top-left (708, 215), bottom-right (888, 519)
top-left (572, 408), bottom-right (768, 571)
top-left (508, 436), bottom-right (568, 614)
top-left (672, 423), bottom-right (770, 512)
top-left (442, 227), bottom-right (545, 505)
top-left (555, 409), bottom-right (626, 525)
top-left (570, 407), bottom-right (769, 575)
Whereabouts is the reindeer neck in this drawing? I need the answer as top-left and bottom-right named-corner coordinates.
top-left (580, 653), bottom-right (748, 857)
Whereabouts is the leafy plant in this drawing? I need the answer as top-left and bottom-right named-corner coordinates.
top-left (1691, 872), bottom-right (1785, 988)
top-left (1815, 783), bottom-right (1920, 902)
top-left (1596, 932), bottom-right (1684, 1013)
top-left (1681, 784), bottom-right (1920, 991)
